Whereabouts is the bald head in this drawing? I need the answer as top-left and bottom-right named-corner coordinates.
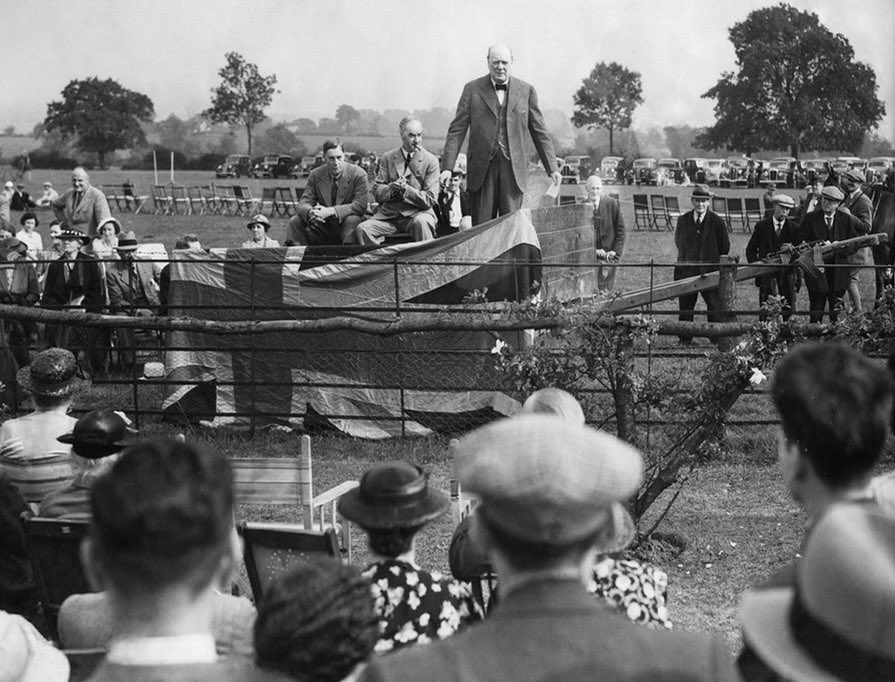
top-left (487, 44), bottom-right (513, 84)
top-left (72, 167), bottom-right (90, 191)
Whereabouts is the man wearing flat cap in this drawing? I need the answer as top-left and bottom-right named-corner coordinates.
top-left (673, 185), bottom-right (731, 345)
top-left (797, 184), bottom-right (867, 323)
top-left (841, 168), bottom-right (883, 305)
top-left (745, 194), bottom-right (799, 319)
top-left (359, 415), bottom-right (738, 682)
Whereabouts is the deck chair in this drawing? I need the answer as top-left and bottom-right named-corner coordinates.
top-left (649, 195), bottom-right (668, 230)
top-left (711, 196), bottom-right (731, 232)
top-left (170, 185), bottom-right (191, 215)
top-left (151, 185), bottom-right (173, 215)
top-left (632, 194), bottom-right (651, 230)
top-left (215, 185), bottom-right (239, 216)
top-left (744, 197), bottom-right (762, 231)
top-left (726, 197), bottom-right (748, 232)
top-left (186, 186), bottom-right (207, 215)
top-left (233, 186), bottom-right (260, 216)
top-left (229, 435), bottom-right (358, 563)
top-left (259, 187), bottom-right (277, 216)
top-left (123, 184), bottom-right (148, 214)
top-left (664, 195), bottom-right (682, 228)
top-left (202, 184), bottom-right (222, 215)
top-left (274, 187), bottom-right (298, 216)
top-left (102, 185), bottom-right (124, 212)
top-left (239, 521), bottom-right (339, 602)
top-left (21, 514), bottom-right (94, 641)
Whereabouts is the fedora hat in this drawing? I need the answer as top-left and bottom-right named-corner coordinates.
top-left (98, 216), bottom-right (122, 235)
top-left (246, 214), bottom-right (271, 231)
top-left (820, 185), bottom-right (845, 202)
top-left (115, 230), bottom-right (139, 251)
top-left (691, 184), bottom-right (713, 199)
top-left (17, 347), bottom-right (88, 398)
top-left (771, 194), bottom-right (795, 208)
top-left (57, 228), bottom-right (89, 245)
top-left (740, 504), bottom-right (895, 682)
top-left (455, 415), bottom-right (643, 547)
top-left (57, 410), bottom-right (137, 459)
top-left (338, 461), bottom-right (449, 530)
top-left (19, 212), bottom-right (38, 227)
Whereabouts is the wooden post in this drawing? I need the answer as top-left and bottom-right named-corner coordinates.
top-left (613, 328), bottom-right (636, 444)
top-left (718, 255), bottom-right (738, 352)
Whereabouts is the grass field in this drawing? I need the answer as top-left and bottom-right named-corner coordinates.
top-left (8, 170), bottom-right (891, 652)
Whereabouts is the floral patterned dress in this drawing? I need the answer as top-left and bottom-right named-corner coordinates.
top-left (588, 557), bottom-right (672, 629)
top-left (363, 559), bottom-right (483, 654)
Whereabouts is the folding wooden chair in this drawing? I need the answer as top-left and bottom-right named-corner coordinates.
top-left (664, 195), bottom-right (682, 228)
top-left (711, 196), bottom-right (731, 232)
top-left (274, 187), bottom-right (299, 216)
top-left (202, 184), bottom-right (222, 215)
top-left (233, 186), bottom-right (260, 216)
top-left (151, 185), bottom-right (173, 215)
top-left (649, 195), bottom-right (668, 230)
top-left (123, 184), bottom-right (148, 214)
top-left (229, 435), bottom-right (358, 563)
top-left (216, 185), bottom-right (239, 216)
top-left (186, 186), bottom-right (207, 215)
top-left (632, 194), bottom-right (651, 231)
top-left (259, 187), bottom-right (277, 216)
top-left (238, 521), bottom-right (339, 602)
top-left (726, 197), bottom-right (748, 232)
top-left (20, 514), bottom-right (94, 641)
top-left (170, 185), bottom-right (191, 215)
top-left (744, 197), bottom-right (763, 231)
top-left (102, 185), bottom-right (124, 212)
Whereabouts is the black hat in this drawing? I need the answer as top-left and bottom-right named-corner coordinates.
top-left (691, 184), bottom-right (714, 199)
top-left (57, 410), bottom-right (137, 459)
top-left (338, 461), bottom-right (449, 530)
top-left (57, 228), bottom-right (89, 245)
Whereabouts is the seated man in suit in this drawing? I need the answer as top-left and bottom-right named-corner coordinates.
top-left (585, 175), bottom-right (626, 292)
top-left (106, 231), bottom-right (160, 372)
top-left (745, 193), bottom-right (798, 319)
top-left (359, 415), bottom-right (738, 682)
top-left (80, 438), bottom-right (285, 681)
top-left (285, 138), bottom-right (369, 246)
top-left (436, 170), bottom-right (471, 236)
top-left (355, 117), bottom-right (439, 245)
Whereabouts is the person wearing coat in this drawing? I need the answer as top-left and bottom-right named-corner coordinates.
top-left (673, 185), bottom-right (731, 344)
top-left (50, 167), bottom-right (112, 239)
top-left (745, 194), bottom-right (799, 319)
top-left (797, 185), bottom-right (867, 323)
top-left (0, 238), bottom-right (40, 366)
top-left (435, 170), bottom-right (471, 236)
top-left (585, 175), bottom-right (626, 292)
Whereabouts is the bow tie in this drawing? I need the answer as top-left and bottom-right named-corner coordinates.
top-left (494, 83), bottom-right (507, 91)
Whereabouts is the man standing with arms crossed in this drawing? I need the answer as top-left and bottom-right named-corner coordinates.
top-left (440, 44), bottom-right (561, 226)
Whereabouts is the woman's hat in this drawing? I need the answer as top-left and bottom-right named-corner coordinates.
top-left (98, 217), bottom-right (122, 235)
top-left (57, 228), bottom-right (89, 245)
top-left (338, 461), bottom-right (449, 530)
top-left (57, 410), bottom-right (137, 459)
top-left (17, 347), bottom-right (88, 398)
top-left (115, 230), bottom-right (139, 251)
top-left (19, 212), bottom-right (38, 227)
top-left (246, 214), bottom-right (271, 231)
top-left (42, 181), bottom-right (53, 187)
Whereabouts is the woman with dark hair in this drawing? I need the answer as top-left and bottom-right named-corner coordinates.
top-left (338, 462), bottom-right (482, 653)
top-left (254, 559), bottom-right (379, 682)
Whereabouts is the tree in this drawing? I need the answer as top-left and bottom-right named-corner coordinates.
top-left (44, 77), bottom-right (155, 168)
top-left (202, 52), bottom-right (278, 158)
top-left (3, 126), bottom-right (14, 136)
top-left (571, 62), bottom-right (643, 155)
top-left (292, 118), bottom-right (318, 134)
top-left (157, 114), bottom-right (199, 157)
top-left (257, 123), bottom-right (307, 158)
top-left (335, 104), bottom-right (361, 134)
top-left (698, 3), bottom-right (885, 158)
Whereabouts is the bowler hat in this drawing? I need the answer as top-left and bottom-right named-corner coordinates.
top-left (338, 461), bottom-right (449, 530)
top-left (98, 217), bottom-right (122, 235)
top-left (17, 348), bottom-right (88, 398)
top-left (691, 184), bottom-right (713, 199)
top-left (19, 212), bottom-right (38, 227)
top-left (455, 415), bottom-right (643, 547)
top-left (820, 185), bottom-right (845, 202)
top-left (771, 194), bottom-right (795, 208)
top-left (246, 214), bottom-right (271, 231)
top-left (57, 228), bottom-right (89, 245)
top-left (57, 410), bottom-right (137, 459)
top-left (740, 504), bottom-right (895, 682)
top-left (843, 168), bottom-right (865, 184)
top-left (115, 230), bottom-right (139, 251)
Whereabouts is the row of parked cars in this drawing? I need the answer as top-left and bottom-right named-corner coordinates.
top-left (214, 152), bottom-right (369, 179)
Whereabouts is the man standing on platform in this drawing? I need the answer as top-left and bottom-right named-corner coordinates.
top-left (673, 185), bottom-right (730, 345)
top-left (584, 175), bottom-right (625, 292)
top-left (745, 194), bottom-right (798, 319)
top-left (355, 117), bottom-right (439, 245)
top-left (51, 167), bottom-right (112, 239)
top-left (440, 43), bottom-right (561, 226)
top-left (285, 138), bottom-right (369, 246)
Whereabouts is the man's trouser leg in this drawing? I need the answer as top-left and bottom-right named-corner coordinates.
top-left (470, 154), bottom-right (522, 226)
top-left (807, 289), bottom-right (826, 323)
top-left (404, 214), bottom-right (436, 242)
top-left (356, 218), bottom-right (398, 245)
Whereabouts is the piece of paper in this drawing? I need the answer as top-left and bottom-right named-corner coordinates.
top-left (545, 182), bottom-right (560, 199)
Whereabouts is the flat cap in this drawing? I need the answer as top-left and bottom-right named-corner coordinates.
top-left (455, 415), bottom-right (643, 547)
top-left (771, 194), bottom-right (795, 208)
top-left (821, 185), bottom-right (845, 201)
top-left (844, 168), bottom-right (865, 184)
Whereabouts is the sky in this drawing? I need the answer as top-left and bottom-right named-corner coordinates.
top-left (3, 0), bottom-right (894, 142)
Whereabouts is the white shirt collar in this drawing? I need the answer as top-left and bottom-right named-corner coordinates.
top-left (106, 634), bottom-right (217, 666)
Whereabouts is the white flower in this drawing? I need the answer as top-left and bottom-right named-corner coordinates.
top-left (490, 339), bottom-right (508, 355)
top-left (749, 367), bottom-right (767, 386)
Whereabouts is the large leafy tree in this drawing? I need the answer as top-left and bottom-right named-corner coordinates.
top-left (698, 3), bottom-right (885, 157)
top-left (202, 52), bottom-right (278, 157)
top-left (571, 62), bottom-right (643, 155)
top-left (44, 77), bottom-right (154, 168)
top-left (335, 104), bottom-right (361, 134)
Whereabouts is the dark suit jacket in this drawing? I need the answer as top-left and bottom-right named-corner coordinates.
top-left (842, 189), bottom-right (873, 232)
top-left (674, 210), bottom-right (730, 277)
top-left (51, 185), bottom-right (112, 238)
top-left (592, 195), bottom-right (626, 254)
top-left (106, 259), bottom-right (160, 312)
top-left (798, 209), bottom-right (865, 291)
top-left (442, 75), bottom-right (558, 194)
top-left (40, 252), bottom-right (105, 312)
top-left (0, 263), bottom-right (39, 306)
top-left (358, 579), bottom-right (737, 682)
top-left (296, 163), bottom-right (369, 223)
top-left (370, 147), bottom-right (439, 219)
top-left (436, 188), bottom-right (470, 235)
top-left (746, 216), bottom-right (798, 287)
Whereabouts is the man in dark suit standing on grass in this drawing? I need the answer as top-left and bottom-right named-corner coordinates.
top-left (673, 185), bottom-right (730, 345)
top-left (745, 193), bottom-right (798, 319)
top-left (585, 174), bottom-right (626, 292)
top-left (440, 43), bottom-right (561, 226)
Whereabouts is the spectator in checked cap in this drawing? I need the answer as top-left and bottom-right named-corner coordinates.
top-left (359, 415), bottom-right (738, 682)
top-left (242, 215), bottom-right (280, 249)
top-left (745, 193), bottom-right (799, 320)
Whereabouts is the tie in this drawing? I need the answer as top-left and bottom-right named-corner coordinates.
top-left (72, 192), bottom-right (81, 209)
top-left (775, 221), bottom-right (782, 238)
top-left (825, 215), bottom-right (833, 230)
top-left (494, 83), bottom-right (507, 91)
top-left (330, 176), bottom-right (339, 206)
top-left (404, 153), bottom-right (413, 180)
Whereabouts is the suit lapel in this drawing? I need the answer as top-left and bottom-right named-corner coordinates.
top-left (477, 77), bottom-right (498, 118)
top-left (506, 77), bottom-right (523, 113)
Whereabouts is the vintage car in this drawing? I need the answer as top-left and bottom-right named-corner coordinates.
top-left (658, 158), bottom-right (684, 185)
top-left (293, 154), bottom-right (324, 178)
top-left (215, 154), bottom-right (252, 179)
top-left (723, 157), bottom-right (750, 187)
top-left (705, 159), bottom-right (729, 186)
top-left (600, 156), bottom-right (624, 183)
top-left (683, 158), bottom-right (708, 184)
top-left (802, 159), bottom-right (829, 186)
top-left (866, 156), bottom-right (895, 184)
top-left (760, 157), bottom-right (798, 188)
top-left (561, 155), bottom-right (590, 184)
top-left (252, 155), bottom-right (295, 179)
top-left (631, 157), bottom-right (657, 185)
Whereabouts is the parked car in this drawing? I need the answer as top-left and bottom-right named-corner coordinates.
top-left (803, 158), bottom-right (829, 186)
top-left (658, 158), bottom-right (684, 185)
top-left (705, 159), bottom-right (729, 186)
top-left (724, 157), bottom-right (750, 187)
top-left (761, 157), bottom-right (798, 188)
top-left (561, 155), bottom-right (590, 184)
top-left (631, 158), bottom-right (657, 185)
top-left (600, 156), bottom-right (624, 184)
top-left (837, 156), bottom-right (865, 171)
top-left (683, 158), bottom-right (708, 184)
top-left (215, 154), bottom-right (252, 179)
top-left (866, 156), bottom-right (895, 185)
top-left (252, 155), bottom-right (295, 179)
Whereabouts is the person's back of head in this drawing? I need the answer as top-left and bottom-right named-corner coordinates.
top-left (87, 438), bottom-right (234, 599)
top-left (254, 560), bottom-right (379, 682)
top-left (522, 387), bottom-right (585, 424)
top-left (772, 342), bottom-right (892, 491)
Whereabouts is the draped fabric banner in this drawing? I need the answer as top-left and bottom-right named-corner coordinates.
top-left (162, 210), bottom-right (544, 438)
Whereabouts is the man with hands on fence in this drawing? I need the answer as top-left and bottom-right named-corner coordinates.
top-left (585, 175), bottom-right (626, 292)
